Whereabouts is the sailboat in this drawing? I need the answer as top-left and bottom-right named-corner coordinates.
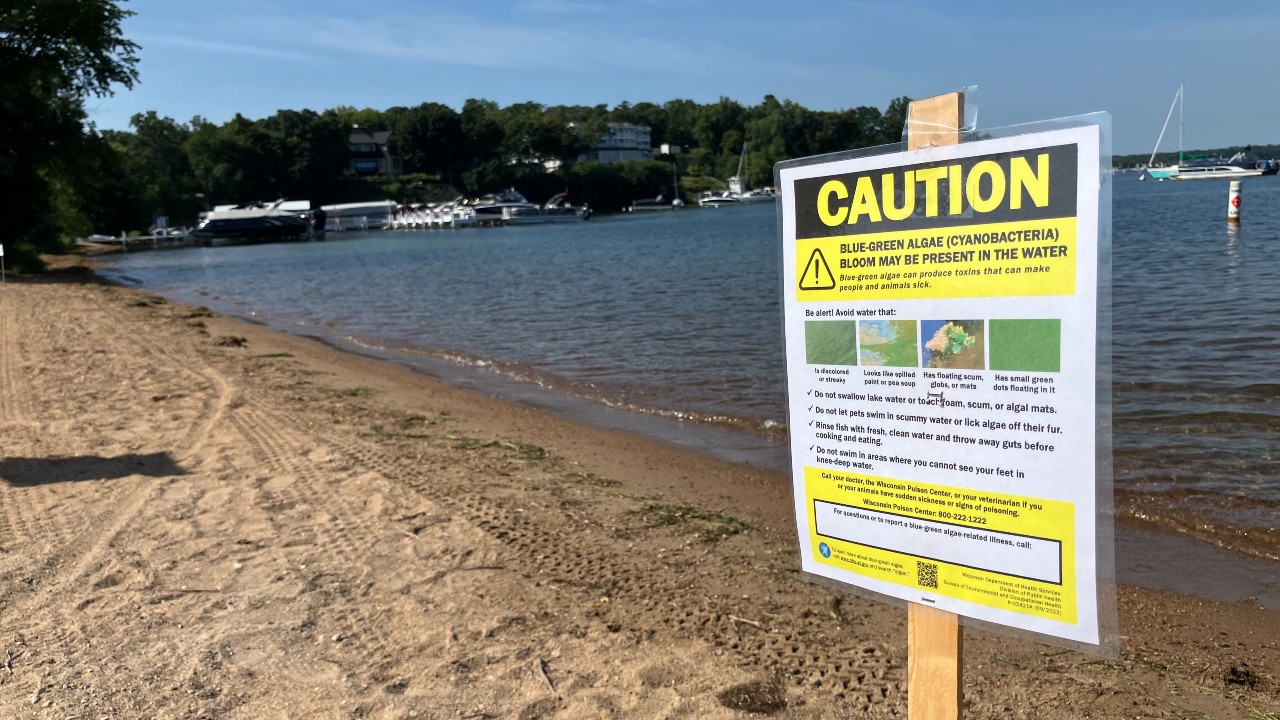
top-left (1143, 84), bottom-right (1276, 181)
top-left (630, 163), bottom-right (685, 211)
top-left (728, 143), bottom-right (777, 203)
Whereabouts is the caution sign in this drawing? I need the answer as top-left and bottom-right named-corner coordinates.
top-left (799, 248), bottom-right (835, 290)
top-left (792, 143), bottom-right (1080, 303)
top-left (777, 123), bottom-right (1111, 648)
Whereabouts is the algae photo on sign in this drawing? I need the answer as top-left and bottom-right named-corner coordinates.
top-left (922, 319), bottom-right (985, 369)
top-left (990, 319), bottom-right (1061, 372)
top-left (805, 321), bottom-right (858, 365)
top-left (858, 320), bottom-right (917, 367)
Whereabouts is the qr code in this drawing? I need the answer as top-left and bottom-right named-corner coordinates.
top-left (917, 561), bottom-right (939, 589)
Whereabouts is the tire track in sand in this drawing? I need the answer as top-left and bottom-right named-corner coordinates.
top-left (282, 407), bottom-right (902, 706)
top-left (0, 288), bottom-right (75, 583)
top-left (225, 404), bottom-right (465, 692)
top-left (1, 292), bottom-right (238, 625)
top-left (0, 287), bottom-right (35, 429)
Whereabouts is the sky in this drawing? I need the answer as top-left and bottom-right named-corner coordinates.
top-left (88, 0), bottom-right (1280, 157)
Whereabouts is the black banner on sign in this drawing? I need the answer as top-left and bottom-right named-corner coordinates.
top-left (793, 143), bottom-right (1079, 240)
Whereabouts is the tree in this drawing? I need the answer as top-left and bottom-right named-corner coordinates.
top-left (693, 98), bottom-right (744, 152)
top-left (389, 102), bottom-right (463, 177)
top-left (257, 109), bottom-right (348, 202)
top-left (876, 96), bottom-right (911, 145)
top-left (458, 99), bottom-right (504, 193)
top-left (186, 116), bottom-right (248, 208)
top-left (121, 111), bottom-right (200, 222)
top-left (98, 89), bottom-right (916, 227)
top-left (610, 101), bottom-right (667, 145)
top-left (661, 99), bottom-right (699, 148)
top-left (0, 0), bottom-right (139, 269)
top-left (541, 105), bottom-right (601, 168)
top-left (184, 113), bottom-right (271, 204)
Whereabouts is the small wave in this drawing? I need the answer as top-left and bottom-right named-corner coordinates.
top-left (1116, 489), bottom-right (1280, 563)
top-left (1232, 383), bottom-right (1280, 398)
top-left (1119, 409), bottom-right (1280, 431)
top-left (336, 335), bottom-right (788, 438)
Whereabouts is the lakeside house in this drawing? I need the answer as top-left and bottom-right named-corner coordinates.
top-left (578, 123), bottom-right (655, 164)
top-left (348, 126), bottom-right (402, 180)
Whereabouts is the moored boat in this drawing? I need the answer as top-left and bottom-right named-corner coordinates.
top-left (1146, 154), bottom-right (1276, 181)
top-left (630, 195), bottom-right (679, 211)
top-left (1143, 84), bottom-right (1277, 181)
top-left (698, 191), bottom-right (740, 207)
top-left (192, 199), bottom-right (312, 245)
top-left (320, 200), bottom-right (398, 230)
top-left (473, 188), bottom-right (538, 225)
top-left (503, 192), bottom-right (590, 224)
top-left (728, 143), bottom-right (776, 201)
top-left (734, 187), bottom-right (777, 203)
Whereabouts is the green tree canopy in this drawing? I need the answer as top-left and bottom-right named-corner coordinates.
top-left (0, 0), bottom-right (139, 269)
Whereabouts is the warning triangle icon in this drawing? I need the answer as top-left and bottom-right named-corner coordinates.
top-left (799, 248), bottom-right (836, 291)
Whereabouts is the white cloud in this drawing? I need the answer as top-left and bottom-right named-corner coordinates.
top-left (134, 32), bottom-right (317, 63)
top-left (296, 12), bottom-right (727, 73)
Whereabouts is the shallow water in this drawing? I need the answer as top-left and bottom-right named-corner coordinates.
top-left (101, 174), bottom-right (1280, 559)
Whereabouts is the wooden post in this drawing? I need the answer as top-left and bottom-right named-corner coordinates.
top-left (905, 91), bottom-right (964, 720)
top-left (909, 602), bottom-right (963, 718)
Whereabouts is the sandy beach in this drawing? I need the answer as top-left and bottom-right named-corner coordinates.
top-left (1, 258), bottom-right (1277, 719)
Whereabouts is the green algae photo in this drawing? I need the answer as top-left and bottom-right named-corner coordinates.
top-left (922, 320), bottom-right (985, 370)
top-left (805, 320), bottom-right (858, 365)
top-left (858, 320), bottom-right (918, 367)
top-left (989, 319), bottom-right (1061, 372)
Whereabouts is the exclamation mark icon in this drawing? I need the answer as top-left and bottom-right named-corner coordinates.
top-left (799, 248), bottom-right (835, 290)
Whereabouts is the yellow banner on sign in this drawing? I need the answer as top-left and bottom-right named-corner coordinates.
top-left (804, 468), bottom-right (1077, 623)
top-left (796, 217), bottom-right (1076, 301)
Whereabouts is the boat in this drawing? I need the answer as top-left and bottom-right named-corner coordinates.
top-left (1143, 85), bottom-right (1277, 181)
top-left (320, 200), bottom-right (398, 231)
top-left (1147, 153), bottom-right (1277, 181)
top-left (728, 144), bottom-right (777, 202)
top-left (698, 190), bottom-right (740, 207)
top-left (503, 192), bottom-right (591, 224)
top-left (630, 165), bottom-right (685, 211)
top-left (630, 194), bottom-right (679, 211)
top-left (472, 188), bottom-right (539, 225)
top-left (451, 205), bottom-right (478, 227)
top-left (192, 199), bottom-right (312, 244)
top-left (735, 187), bottom-right (777, 203)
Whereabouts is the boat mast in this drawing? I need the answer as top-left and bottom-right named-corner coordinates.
top-left (1147, 84), bottom-right (1183, 169)
top-left (1177, 83), bottom-right (1183, 164)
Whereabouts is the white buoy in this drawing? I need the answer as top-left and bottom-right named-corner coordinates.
top-left (1228, 180), bottom-right (1242, 223)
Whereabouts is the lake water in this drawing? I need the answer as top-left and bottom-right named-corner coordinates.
top-left (100, 173), bottom-right (1280, 563)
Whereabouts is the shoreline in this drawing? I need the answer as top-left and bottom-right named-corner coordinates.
top-left (1, 258), bottom-right (1277, 717)
top-left (257, 322), bottom-right (1280, 609)
top-left (103, 251), bottom-right (1280, 601)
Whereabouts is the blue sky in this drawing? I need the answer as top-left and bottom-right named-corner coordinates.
top-left (89, 0), bottom-right (1280, 156)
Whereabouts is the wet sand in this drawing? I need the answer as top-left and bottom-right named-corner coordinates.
top-left (0, 258), bottom-right (1277, 718)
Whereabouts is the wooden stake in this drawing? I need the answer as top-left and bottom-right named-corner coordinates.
top-left (909, 602), bottom-right (963, 718)
top-left (905, 92), bottom-right (965, 150)
top-left (905, 90), bottom-right (964, 720)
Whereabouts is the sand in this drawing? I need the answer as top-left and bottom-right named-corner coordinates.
top-left (0, 258), bottom-right (1277, 719)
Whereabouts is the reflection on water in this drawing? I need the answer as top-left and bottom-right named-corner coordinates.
top-left (1225, 224), bottom-right (1241, 279)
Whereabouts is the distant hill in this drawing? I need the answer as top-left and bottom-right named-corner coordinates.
top-left (1114, 143), bottom-right (1280, 169)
